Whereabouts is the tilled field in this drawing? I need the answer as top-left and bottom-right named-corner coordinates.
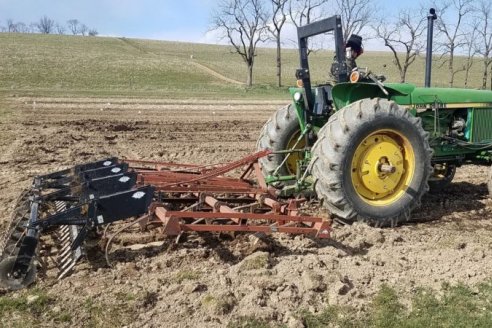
top-left (1, 96), bottom-right (492, 327)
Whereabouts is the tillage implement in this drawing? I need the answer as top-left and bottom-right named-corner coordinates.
top-left (2, 9), bottom-right (492, 290)
top-left (0, 152), bottom-right (330, 290)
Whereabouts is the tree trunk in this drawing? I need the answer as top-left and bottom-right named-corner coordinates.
top-left (448, 50), bottom-right (454, 87)
top-left (246, 63), bottom-right (253, 87)
top-left (276, 37), bottom-right (282, 87)
top-left (490, 63), bottom-right (492, 90)
top-left (464, 66), bottom-right (470, 88)
top-left (482, 59), bottom-right (488, 89)
top-left (400, 66), bottom-right (406, 83)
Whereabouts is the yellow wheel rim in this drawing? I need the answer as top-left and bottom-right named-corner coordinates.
top-left (350, 129), bottom-right (415, 206)
top-left (285, 130), bottom-right (306, 175)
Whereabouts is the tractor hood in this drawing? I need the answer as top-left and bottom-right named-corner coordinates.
top-left (332, 83), bottom-right (492, 110)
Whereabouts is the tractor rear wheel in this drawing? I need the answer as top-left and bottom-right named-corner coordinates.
top-left (311, 98), bottom-right (432, 227)
top-left (256, 104), bottom-right (305, 180)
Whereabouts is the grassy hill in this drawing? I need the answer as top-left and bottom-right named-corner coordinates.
top-left (0, 33), bottom-right (488, 99)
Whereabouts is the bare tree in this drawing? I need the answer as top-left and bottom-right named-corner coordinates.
top-left (212, 0), bottom-right (270, 86)
top-left (288, 0), bottom-right (325, 27)
top-left (5, 20), bottom-right (29, 33)
top-left (79, 24), bottom-right (88, 36)
top-left (36, 16), bottom-right (55, 34)
top-left (56, 23), bottom-right (66, 35)
top-left (475, 0), bottom-right (492, 89)
top-left (7, 19), bottom-right (16, 32)
top-left (433, 0), bottom-right (474, 87)
top-left (28, 23), bottom-right (37, 33)
top-left (16, 22), bottom-right (29, 33)
top-left (374, 9), bottom-right (426, 83)
top-left (67, 19), bottom-right (79, 35)
top-left (288, 0), bottom-right (327, 54)
top-left (88, 29), bottom-right (99, 36)
top-left (335, 0), bottom-right (373, 44)
top-left (268, 0), bottom-right (288, 87)
top-left (463, 24), bottom-right (478, 88)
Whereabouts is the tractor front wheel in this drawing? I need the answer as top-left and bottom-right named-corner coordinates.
top-left (428, 163), bottom-right (456, 193)
top-left (256, 104), bottom-right (304, 180)
top-left (311, 98), bottom-right (432, 226)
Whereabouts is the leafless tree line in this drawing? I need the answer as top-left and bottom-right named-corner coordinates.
top-left (211, 0), bottom-right (492, 89)
top-left (0, 16), bottom-right (98, 36)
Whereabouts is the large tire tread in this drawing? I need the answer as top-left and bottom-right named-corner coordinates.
top-left (256, 104), bottom-right (299, 177)
top-left (311, 98), bottom-right (433, 227)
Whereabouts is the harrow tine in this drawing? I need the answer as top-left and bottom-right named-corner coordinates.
top-left (59, 250), bottom-right (72, 262)
top-left (59, 253), bottom-right (72, 266)
top-left (58, 260), bottom-right (77, 280)
top-left (58, 238), bottom-right (73, 256)
top-left (55, 224), bottom-right (85, 279)
top-left (60, 233), bottom-right (71, 243)
top-left (59, 258), bottom-right (73, 272)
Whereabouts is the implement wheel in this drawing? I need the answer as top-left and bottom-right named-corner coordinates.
top-left (256, 104), bottom-right (305, 179)
top-left (0, 256), bottom-right (36, 291)
top-left (429, 163), bottom-right (456, 193)
top-left (311, 98), bottom-right (432, 227)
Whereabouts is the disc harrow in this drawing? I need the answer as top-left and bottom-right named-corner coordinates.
top-left (0, 151), bottom-right (331, 291)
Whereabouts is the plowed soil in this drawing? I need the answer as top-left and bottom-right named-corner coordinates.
top-left (1, 96), bottom-right (492, 327)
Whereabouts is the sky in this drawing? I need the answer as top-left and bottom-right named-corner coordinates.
top-left (0, 0), bottom-right (436, 50)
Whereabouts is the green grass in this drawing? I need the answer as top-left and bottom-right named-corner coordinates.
top-left (0, 287), bottom-right (141, 328)
top-left (296, 281), bottom-right (492, 328)
top-left (0, 33), bottom-right (488, 100)
top-left (227, 316), bottom-right (286, 328)
top-left (83, 297), bottom-right (137, 328)
top-left (0, 288), bottom-right (71, 327)
top-left (173, 269), bottom-right (201, 283)
top-left (239, 253), bottom-right (270, 271)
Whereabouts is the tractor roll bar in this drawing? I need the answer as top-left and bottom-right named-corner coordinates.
top-left (296, 15), bottom-right (347, 112)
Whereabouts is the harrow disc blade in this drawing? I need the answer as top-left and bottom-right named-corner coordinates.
top-left (0, 256), bottom-right (37, 291)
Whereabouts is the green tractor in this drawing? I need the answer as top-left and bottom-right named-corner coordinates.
top-left (256, 10), bottom-right (492, 226)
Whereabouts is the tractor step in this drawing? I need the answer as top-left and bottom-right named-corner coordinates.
top-left (0, 152), bottom-right (331, 291)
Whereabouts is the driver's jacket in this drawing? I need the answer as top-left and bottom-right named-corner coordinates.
top-left (329, 57), bottom-right (357, 83)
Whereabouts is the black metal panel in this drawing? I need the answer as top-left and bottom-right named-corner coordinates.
top-left (87, 172), bottom-right (137, 195)
top-left (34, 185), bottom-right (153, 229)
top-left (36, 157), bottom-right (119, 182)
top-left (80, 163), bottom-right (129, 180)
top-left (89, 186), bottom-right (154, 224)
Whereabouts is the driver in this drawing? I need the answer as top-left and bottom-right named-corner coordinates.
top-left (330, 34), bottom-right (364, 83)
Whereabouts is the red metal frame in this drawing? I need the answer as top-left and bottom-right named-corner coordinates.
top-left (127, 150), bottom-right (331, 239)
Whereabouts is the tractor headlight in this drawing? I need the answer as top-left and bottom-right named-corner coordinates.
top-left (294, 92), bottom-right (303, 102)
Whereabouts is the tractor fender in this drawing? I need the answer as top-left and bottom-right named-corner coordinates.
top-left (331, 82), bottom-right (415, 110)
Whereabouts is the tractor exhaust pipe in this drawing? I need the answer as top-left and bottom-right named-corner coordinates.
top-left (425, 8), bottom-right (437, 87)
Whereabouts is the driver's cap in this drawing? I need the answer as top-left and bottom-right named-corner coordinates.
top-left (346, 34), bottom-right (363, 53)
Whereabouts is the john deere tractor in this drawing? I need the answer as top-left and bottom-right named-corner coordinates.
top-left (256, 10), bottom-right (492, 226)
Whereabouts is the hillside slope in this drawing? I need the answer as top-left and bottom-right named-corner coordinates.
top-left (0, 33), bottom-right (487, 98)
